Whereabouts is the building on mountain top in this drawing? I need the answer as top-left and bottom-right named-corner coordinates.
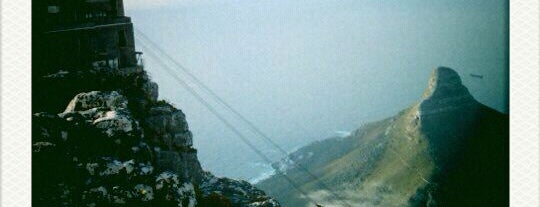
top-left (33, 0), bottom-right (142, 74)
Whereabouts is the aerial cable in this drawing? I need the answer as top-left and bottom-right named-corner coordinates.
top-left (135, 27), bottom-right (314, 137)
top-left (136, 28), bottom-right (433, 206)
top-left (135, 30), bottom-right (353, 207)
top-left (136, 39), bottom-right (321, 206)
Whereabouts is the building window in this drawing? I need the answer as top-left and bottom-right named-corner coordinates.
top-left (48, 6), bottom-right (60, 14)
top-left (118, 30), bottom-right (127, 47)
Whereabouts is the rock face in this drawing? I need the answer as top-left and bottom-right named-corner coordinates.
top-left (33, 97), bottom-right (177, 206)
top-left (200, 173), bottom-right (281, 207)
top-left (257, 67), bottom-right (508, 207)
top-left (63, 91), bottom-right (128, 113)
top-left (60, 91), bottom-right (137, 137)
top-left (419, 67), bottom-right (477, 117)
top-left (145, 103), bottom-right (193, 150)
top-left (143, 101), bottom-right (203, 182)
top-left (33, 72), bottom-right (279, 206)
top-left (416, 67), bottom-right (482, 168)
top-left (33, 2), bottom-right (278, 205)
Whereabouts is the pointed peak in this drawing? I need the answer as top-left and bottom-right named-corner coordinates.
top-left (433, 66), bottom-right (463, 85)
top-left (422, 67), bottom-right (464, 98)
top-left (418, 67), bottom-right (477, 116)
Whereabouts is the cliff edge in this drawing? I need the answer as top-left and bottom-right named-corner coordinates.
top-left (32, 60), bottom-right (280, 207)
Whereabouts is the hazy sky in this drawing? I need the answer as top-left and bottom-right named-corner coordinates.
top-left (125, 0), bottom-right (508, 181)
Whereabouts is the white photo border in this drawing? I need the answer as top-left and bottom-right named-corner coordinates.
top-left (1, 0), bottom-right (538, 206)
top-left (509, 0), bottom-right (540, 205)
top-left (1, 0), bottom-right (32, 206)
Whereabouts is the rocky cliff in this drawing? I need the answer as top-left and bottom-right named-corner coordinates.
top-left (33, 65), bottom-right (280, 206)
top-left (257, 67), bottom-right (508, 207)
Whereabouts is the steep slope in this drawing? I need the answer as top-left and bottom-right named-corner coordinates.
top-left (257, 67), bottom-right (508, 207)
top-left (32, 60), bottom-right (280, 207)
top-left (32, 1), bottom-right (281, 206)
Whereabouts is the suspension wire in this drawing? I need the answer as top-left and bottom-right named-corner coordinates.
top-left (135, 29), bottom-right (354, 207)
top-left (135, 28), bottom-right (312, 152)
top-left (136, 39), bottom-right (321, 206)
top-left (133, 28), bottom-right (314, 138)
top-left (135, 27), bottom-right (314, 138)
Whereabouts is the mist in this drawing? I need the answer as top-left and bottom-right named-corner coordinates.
top-left (125, 0), bottom-right (508, 181)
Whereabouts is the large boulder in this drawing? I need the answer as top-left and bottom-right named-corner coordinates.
top-left (63, 91), bottom-right (127, 113)
top-left (144, 102), bottom-right (193, 150)
top-left (60, 91), bottom-right (138, 138)
top-left (141, 101), bottom-right (204, 182)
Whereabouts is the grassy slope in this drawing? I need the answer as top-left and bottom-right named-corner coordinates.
top-left (257, 106), bottom-right (436, 207)
top-left (256, 104), bottom-right (508, 207)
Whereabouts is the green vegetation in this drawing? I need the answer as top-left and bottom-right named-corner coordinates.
top-left (257, 106), bottom-right (432, 206)
top-left (257, 103), bottom-right (508, 207)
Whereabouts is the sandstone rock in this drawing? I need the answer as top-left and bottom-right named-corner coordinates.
top-left (144, 102), bottom-right (193, 150)
top-left (60, 91), bottom-right (138, 137)
top-left (174, 131), bottom-right (193, 148)
top-left (155, 172), bottom-right (197, 207)
top-left (200, 173), bottom-right (281, 207)
top-left (34, 85), bottom-right (280, 207)
top-left (419, 66), bottom-right (478, 117)
top-left (142, 80), bottom-right (159, 103)
top-left (64, 91), bottom-right (127, 113)
top-left (155, 150), bottom-right (203, 182)
top-left (92, 109), bottom-right (136, 137)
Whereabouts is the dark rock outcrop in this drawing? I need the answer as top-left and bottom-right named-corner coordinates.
top-left (411, 67), bottom-right (509, 207)
top-left (33, 70), bottom-right (279, 207)
top-left (416, 67), bottom-right (482, 167)
top-left (200, 173), bottom-right (281, 207)
top-left (418, 67), bottom-right (477, 117)
top-left (33, 1), bottom-right (278, 205)
top-left (142, 101), bottom-right (203, 182)
top-left (144, 102), bottom-right (193, 150)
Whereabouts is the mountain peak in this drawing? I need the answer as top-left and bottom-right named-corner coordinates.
top-left (419, 67), bottom-right (477, 116)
